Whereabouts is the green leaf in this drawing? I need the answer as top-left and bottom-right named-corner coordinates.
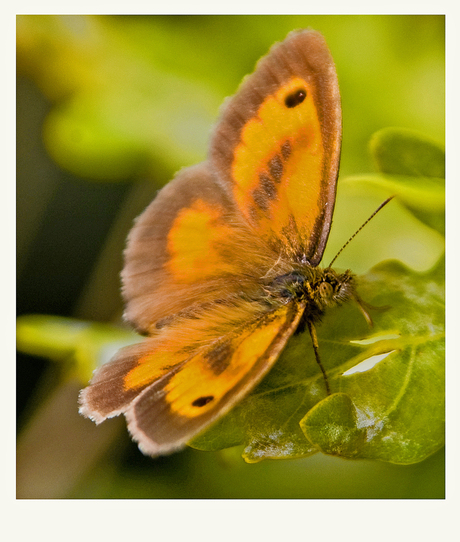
top-left (322, 179), bottom-right (444, 277)
top-left (370, 127), bottom-right (445, 178)
top-left (300, 393), bottom-right (366, 457)
top-left (366, 128), bottom-right (445, 234)
top-left (190, 260), bottom-right (444, 464)
top-left (342, 174), bottom-right (445, 236)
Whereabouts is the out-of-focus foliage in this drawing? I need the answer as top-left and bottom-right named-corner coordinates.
top-left (16, 15), bottom-right (445, 182)
top-left (16, 15), bottom-right (444, 499)
top-left (16, 314), bottom-right (139, 383)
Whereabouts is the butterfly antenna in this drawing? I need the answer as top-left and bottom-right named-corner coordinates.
top-left (328, 196), bottom-right (394, 268)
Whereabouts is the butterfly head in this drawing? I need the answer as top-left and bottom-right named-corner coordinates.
top-left (266, 267), bottom-right (355, 314)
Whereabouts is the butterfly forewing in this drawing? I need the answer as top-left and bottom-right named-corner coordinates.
top-left (79, 338), bottom-right (188, 423)
top-left (210, 29), bottom-right (341, 265)
top-left (124, 302), bottom-right (304, 456)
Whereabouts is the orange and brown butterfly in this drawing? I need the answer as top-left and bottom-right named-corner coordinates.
top-left (79, 29), bottom-right (361, 457)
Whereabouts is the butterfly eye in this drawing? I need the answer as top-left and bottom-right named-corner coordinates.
top-left (192, 396), bottom-right (214, 407)
top-left (284, 88), bottom-right (307, 108)
top-left (319, 282), bottom-right (333, 299)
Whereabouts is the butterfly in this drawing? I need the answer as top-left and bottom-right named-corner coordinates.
top-left (79, 29), bottom-right (366, 457)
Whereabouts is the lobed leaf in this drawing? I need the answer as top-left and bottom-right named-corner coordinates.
top-left (191, 260), bottom-right (444, 464)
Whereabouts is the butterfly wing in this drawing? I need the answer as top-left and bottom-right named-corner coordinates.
top-left (81, 161), bottom-right (299, 452)
top-left (210, 29), bottom-right (341, 266)
top-left (122, 163), bottom-right (277, 335)
top-left (122, 29), bottom-right (340, 336)
top-left (80, 301), bottom-right (304, 456)
top-left (81, 29), bottom-right (342, 456)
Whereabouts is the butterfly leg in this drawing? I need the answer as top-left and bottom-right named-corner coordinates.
top-left (307, 320), bottom-right (331, 395)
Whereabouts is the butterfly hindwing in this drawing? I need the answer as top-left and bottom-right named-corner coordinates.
top-left (122, 163), bottom-right (277, 335)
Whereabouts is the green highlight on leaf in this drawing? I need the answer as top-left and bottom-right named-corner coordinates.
top-left (342, 174), bottom-right (444, 236)
top-left (16, 314), bottom-right (139, 383)
top-left (344, 174), bottom-right (444, 217)
top-left (367, 127), bottom-right (445, 234)
top-left (370, 127), bottom-right (444, 178)
top-left (300, 393), bottom-right (366, 458)
top-left (323, 181), bottom-right (444, 276)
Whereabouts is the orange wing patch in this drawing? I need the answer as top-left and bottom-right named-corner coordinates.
top-left (232, 77), bottom-right (324, 250)
top-left (122, 294), bottom-right (292, 395)
top-left (121, 164), bottom-right (276, 335)
top-left (123, 344), bottom-right (181, 391)
top-left (166, 198), bottom-right (239, 283)
top-left (163, 310), bottom-right (293, 418)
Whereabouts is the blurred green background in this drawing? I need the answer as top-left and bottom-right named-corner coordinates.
top-left (16, 15), bottom-right (444, 499)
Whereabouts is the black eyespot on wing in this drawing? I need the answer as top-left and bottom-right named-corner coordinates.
top-left (284, 88), bottom-right (307, 108)
top-left (192, 396), bottom-right (214, 407)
